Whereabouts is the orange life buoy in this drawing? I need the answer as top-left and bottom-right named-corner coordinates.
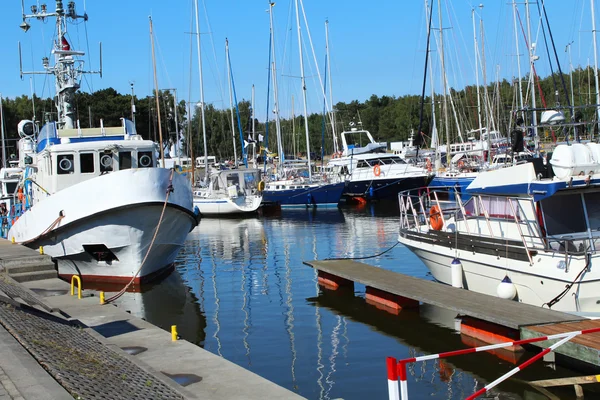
top-left (426, 158), bottom-right (432, 172)
top-left (373, 164), bottom-right (381, 177)
top-left (457, 160), bottom-right (465, 169)
top-left (429, 205), bottom-right (443, 230)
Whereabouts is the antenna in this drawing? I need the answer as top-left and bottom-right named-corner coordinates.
top-left (18, 42), bottom-right (23, 79)
top-left (99, 42), bottom-right (103, 78)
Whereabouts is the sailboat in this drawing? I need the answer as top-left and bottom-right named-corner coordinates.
top-left (191, 9), bottom-right (262, 216)
top-left (261, 1), bottom-right (345, 208)
top-left (7, 1), bottom-right (198, 284)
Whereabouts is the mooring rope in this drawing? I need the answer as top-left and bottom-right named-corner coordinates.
top-left (324, 241), bottom-right (400, 261)
top-left (105, 169), bottom-right (175, 304)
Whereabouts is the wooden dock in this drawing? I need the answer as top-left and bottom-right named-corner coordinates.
top-left (304, 260), bottom-right (582, 329)
top-left (304, 259), bottom-right (600, 371)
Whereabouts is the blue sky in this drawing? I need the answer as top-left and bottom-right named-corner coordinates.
top-left (0, 1), bottom-right (597, 121)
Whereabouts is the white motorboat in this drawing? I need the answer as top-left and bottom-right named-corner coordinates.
top-left (194, 169), bottom-right (263, 215)
top-left (398, 145), bottom-right (600, 314)
top-left (7, 1), bottom-right (198, 284)
top-left (327, 127), bottom-right (432, 201)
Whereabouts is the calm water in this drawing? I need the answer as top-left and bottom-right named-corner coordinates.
top-left (115, 204), bottom-right (585, 400)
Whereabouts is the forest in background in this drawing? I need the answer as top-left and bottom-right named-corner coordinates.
top-left (1, 66), bottom-right (599, 160)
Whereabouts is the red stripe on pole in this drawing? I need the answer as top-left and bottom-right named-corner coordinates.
top-left (397, 361), bottom-right (407, 381)
top-left (580, 327), bottom-right (600, 335)
top-left (466, 387), bottom-right (487, 400)
top-left (387, 357), bottom-right (398, 381)
top-left (439, 347), bottom-right (478, 358)
top-left (520, 348), bottom-right (551, 370)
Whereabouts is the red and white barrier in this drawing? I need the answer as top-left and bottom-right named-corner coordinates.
top-left (386, 357), bottom-right (399, 400)
top-left (387, 326), bottom-right (600, 400)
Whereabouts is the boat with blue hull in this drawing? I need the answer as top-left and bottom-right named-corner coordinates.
top-left (262, 180), bottom-right (346, 208)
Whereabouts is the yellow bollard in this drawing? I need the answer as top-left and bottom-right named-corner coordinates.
top-left (100, 291), bottom-right (105, 305)
top-left (11, 237), bottom-right (15, 244)
top-left (70, 275), bottom-right (82, 299)
top-left (171, 325), bottom-right (178, 341)
top-left (39, 246), bottom-right (44, 255)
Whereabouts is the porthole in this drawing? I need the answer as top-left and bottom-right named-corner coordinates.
top-left (59, 158), bottom-right (72, 171)
top-left (139, 154), bottom-right (152, 167)
top-left (101, 154), bottom-right (113, 168)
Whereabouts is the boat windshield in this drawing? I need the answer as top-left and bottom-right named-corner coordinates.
top-left (541, 191), bottom-right (600, 237)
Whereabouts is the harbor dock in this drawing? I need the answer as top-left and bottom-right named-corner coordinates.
top-left (0, 239), bottom-right (304, 399)
top-left (304, 259), bottom-right (600, 370)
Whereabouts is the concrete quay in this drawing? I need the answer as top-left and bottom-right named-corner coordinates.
top-left (26, 277), bottom-right (304, 399)
top-left (0, 239), bottom-right (303, 400)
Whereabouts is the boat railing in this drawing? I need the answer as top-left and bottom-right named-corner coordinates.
top-left (399, 187), bottom-right (599, 261)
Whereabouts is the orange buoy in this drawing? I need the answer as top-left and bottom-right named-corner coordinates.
top-left (373, 164), bottom-right (381, 176)
top-left (429, 205), bottom-right (443, 230)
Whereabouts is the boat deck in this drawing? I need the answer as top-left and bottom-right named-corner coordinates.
top-left (303, 259), bottom-right (583, 330)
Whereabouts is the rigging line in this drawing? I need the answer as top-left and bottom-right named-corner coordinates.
top-left (324, 241), bottom-right (400, 261)
top-left (83, 3), bottom-right (94, 92)
top-left (416, 0), bottom-right (434, 159)
top-left (543, 252), bottom-right (591, 309)
top-left (201, 0), bottom-right (227, 109)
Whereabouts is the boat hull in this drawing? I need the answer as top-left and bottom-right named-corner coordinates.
top-left (194, 194), bottom-right (262, 216)
top-left (343, 175), bottom-right (431, 201)
top-left (400, 234), bottom-right (600, 314)
top-left (262, 182), bottom-right (346, 207)
top-left (8, 168), bottom-right (197, 284)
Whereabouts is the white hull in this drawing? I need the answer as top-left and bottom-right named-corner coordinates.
top-left (194, 194), bottom-right (262, 216)
top-left (8, 168), bottom-right (196, 282)
top-left (400, 236), bottom-right (600, 314)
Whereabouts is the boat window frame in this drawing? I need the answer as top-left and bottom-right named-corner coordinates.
top-left (79, 152), bottom-right (95, 174)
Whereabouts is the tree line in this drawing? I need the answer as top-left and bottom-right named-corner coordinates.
top-left (1, 66), bottom-right (598, 160)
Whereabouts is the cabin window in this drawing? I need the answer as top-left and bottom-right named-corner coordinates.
top-left (584, 192), bottom-right (600, 231)
top-left (357, 160), bottom-right (370, 168)
top-left (57, 154), bottom-right (74, 175)
top-left (542, 193), bottom-right (587, 236)
top-left (5, 182), bottom-right (17, 195)
top-left (80, 153), bottom-right (95, 173)
top-left (138, 151), bottom-right (153, 168)
top-left (100, 152), bottom-right (113, 173)
top-left (119, 152), bottom-right (132, 170)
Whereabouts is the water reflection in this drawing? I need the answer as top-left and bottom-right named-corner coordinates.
top-left (132, 206), bottom-right (591, 399)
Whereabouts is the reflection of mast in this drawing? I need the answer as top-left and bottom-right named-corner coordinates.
top-left (283, 242), bottom-right (298, 388)
top-left (241, 239), bottom-right (252, 364)
top-left (211, 254), bottom-right (223, 356)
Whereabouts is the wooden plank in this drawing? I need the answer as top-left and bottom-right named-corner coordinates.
top-left (530, 374), bottom-right (600, 387)
top-left (521, 320), bottom-right (600, 366)
top-left (304, 259), bottom-right (583, 330)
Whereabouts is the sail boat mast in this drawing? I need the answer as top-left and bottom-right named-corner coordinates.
top-left (149, 17), bottom-right (165, 163)
top-left (226, 39), bottom-right (238, 164)
top-left (437, 0), bottom-right (450, 165)
top-left (513, 0), bottom-right (524, 111)
top-left (325, 20), bottom-right (338, 154)
top-left (194, 0), bottom-right (208, 175)
top-left (525, 0), bottom-right (539, 153)
top-left (268, 4), bottom-right (284, 166)
top-left (591, 0), bottom-right (600, 134)
top-left (472, 9), bottom-right (483, 143)
top-left (0, 94), bottom-right (5, 168)
top-left (251, 84), bottom-right (256, 166)
top-left (295, 0), bottom-right (312, 181)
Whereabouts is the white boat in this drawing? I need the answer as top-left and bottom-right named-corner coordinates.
top-left (194, 169), bottom-right (263, 215)
top-left (398, 145), bottom-right (600, 314)
top-left (327, 127), bottom-right (432, 201)
top-left (7, 1), bottom-right (198, 284)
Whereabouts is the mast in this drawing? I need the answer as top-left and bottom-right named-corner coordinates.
top-left (525, 0), bottom-right (538, 153)
top-left (566, 42), bottom-right (575, 120)
top-left (130, 82), bottom-right (136, 126)
top-left (591, 0), bottom-right (600, 136)
top-left (149, 17), bottom-right (165, 163)
top-left (513, 0), bottom-right (524, 111)
top-left (194, 0), bottom-right (208, 174)
top-left (20, 0), bottom-right (96, 130)
top-left (295, 0), bottom-right (312, 180)
top-left (251, 84), bottom-right (256, 166)
top-left (268, 3), bottom-right (284, 166)
top-left (472, 9), bottom-right (483, 144)
top-left (226, 39), bottom-right (238, 164)
top-left (325, 20), bottom-right (338, 154)
top-left (437, 0), bottom-right (450, 165)
top-left (292, 95), bottom-right (296, 157)
top-left (0, 94), bottom-right (5, 168)
top-left (480, 12), bottom-right (493, 154)
top-left (171, 88), bottom-right (180, 159)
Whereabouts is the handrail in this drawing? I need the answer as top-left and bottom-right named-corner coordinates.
top-left (388, 326), bottom-right (600, 400)
top-left (508, 198), bottom-right (534, 265)
top-left (476, 195), bottom-right (495, 239)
